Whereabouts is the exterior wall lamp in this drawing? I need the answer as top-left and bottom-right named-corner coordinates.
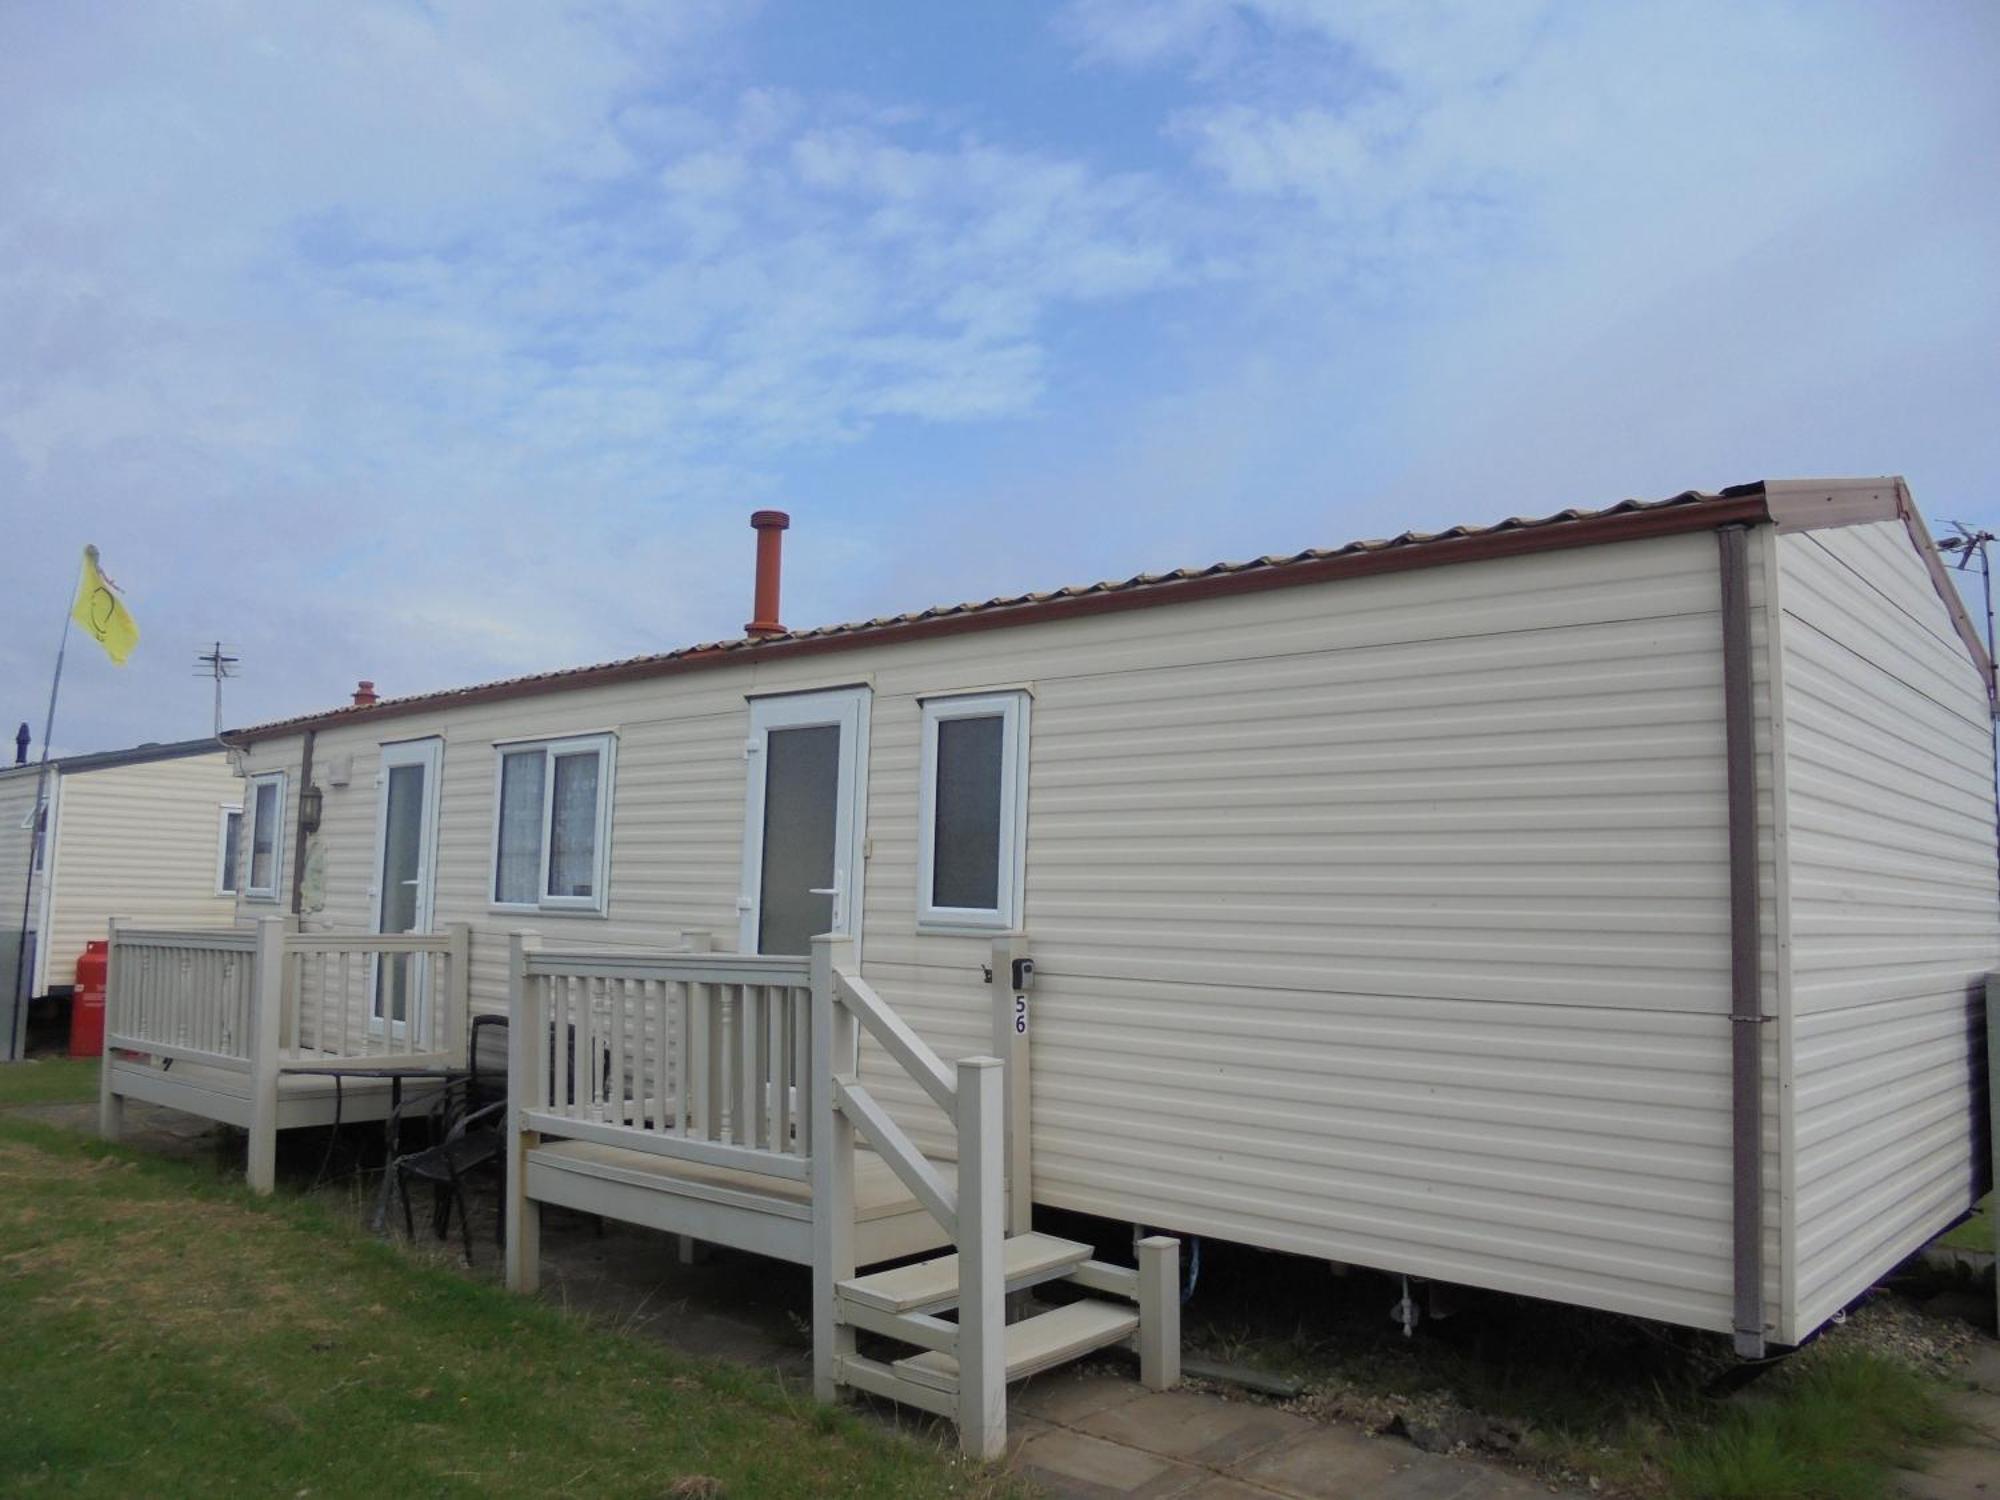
top-left (299, 783), bottom-right (324, 835)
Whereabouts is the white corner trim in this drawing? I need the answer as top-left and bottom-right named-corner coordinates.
top-left (1763, 477), bottom-right (1902, 534)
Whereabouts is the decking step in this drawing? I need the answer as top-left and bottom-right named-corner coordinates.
top-left (837, 1233), bottom-right (1093, 1316)
top-left (893, 1298), bottom-right (1140, 1394)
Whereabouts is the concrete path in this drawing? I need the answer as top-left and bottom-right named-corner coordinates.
top-left (1898, 1345), bottom-right (2000, 1500)
top-left (1007, 1369), bottom-right (1565, 1499)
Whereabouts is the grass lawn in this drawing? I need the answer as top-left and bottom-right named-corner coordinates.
top-left (0, 1061), bottom-right (1011, 1498)
top-left (0, 1057), bottom-right (103, 1107)
top-left (1937, 1195), bottom-right (1992, 1253)
top-left (1663, 1349), bottom-right (1961, 1500)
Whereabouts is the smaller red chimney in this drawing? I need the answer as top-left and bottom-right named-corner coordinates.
top-left (745, 510), bottom-right (791, 638)
top-left (352, 680), bottom-right (379, 707)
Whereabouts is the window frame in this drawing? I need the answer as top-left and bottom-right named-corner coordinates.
top-left (243, 771), bottom-right (287, 902)
top-left (216, 803), bottom-right (244, 896)
top-left (22, 800), bottom-right (47, 873)
top-left (487, 732), bottom-right (616, 916)
top-left (915, 691), bottom-right (1029, 934)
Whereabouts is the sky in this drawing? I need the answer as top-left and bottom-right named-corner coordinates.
top-left (3, 0), bottom-right (1997, 754)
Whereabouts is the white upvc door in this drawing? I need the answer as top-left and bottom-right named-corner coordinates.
top-left (739, 687), bottom-right (870, 958)
top-left (370, 737), bottom-right (444, 1032)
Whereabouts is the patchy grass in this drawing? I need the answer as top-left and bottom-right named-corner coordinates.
top-left (0, 1057), bottom-right (101, 1108)
top-left (1067, 1221), bottom-right (1968, 1500)
top-left (0, 1115), bottom-right (1015, 1498)
top-left (1663, 1348), bottom-right (1959, 1500)
top-left (1936, 1195), bottom-right (1992, 1253)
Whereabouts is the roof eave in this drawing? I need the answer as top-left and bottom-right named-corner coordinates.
top-left (226, 487), bottom-right (1773, 744)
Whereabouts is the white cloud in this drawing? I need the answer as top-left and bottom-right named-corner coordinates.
top-left (0, 3), bottom-right (1195, 748)
top-left (1048, 0), bottom-right (2000, 525)
top-left (2, 1), bottom-right (1995, 754)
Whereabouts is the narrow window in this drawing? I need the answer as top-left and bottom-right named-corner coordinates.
top-left (217, 805), bottom-right (243, 896)
top-left (917, 693), bottom-right (1028, 931)
top-left (245, 772), bottom-right (286, 900)
top-left (493, 749), bottom-right (546, 905)
top-left (490, 734), bottom-right (614, 913)
top-left (24, 803), bottom-right (47, 873)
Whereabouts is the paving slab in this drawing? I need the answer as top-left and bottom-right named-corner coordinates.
top-left (1013, 1425), bottom-right (1206, 1499)
top-left (1077, 1389), bottom-right (1316, 1467)
top-left (1971, 1344), bottom-right (2000, 1396)
top-left (1016, 1369), bottom-right (1154, 1425)
top-left (1174, 1479), bottom-right (1295, 1500)
top-left (1946, 1391), bottom-right (2000, 1450)
top-left (1896, 1445), bottom-right (2000, 1499)
top-left (1229, 1425), bottom-right (1424, 1499)
top-left (1363, 1452), bottom-right (1535, 1500)
top-left (1007, 1415), bottom-right (1056, 1460)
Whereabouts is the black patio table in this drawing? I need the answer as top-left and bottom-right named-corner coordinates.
top-left (280, 1063), bottom-right (470, 1228)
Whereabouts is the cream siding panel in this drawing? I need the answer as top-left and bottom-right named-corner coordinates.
top-left (42, 753), bottom-right (241, 986)
top-left (1777, 522), bottom-right (2000, 1338)
top-left (0, 767), bottom-right (51, 988)
top-left (242, 530), bottom-right (1757, 1333)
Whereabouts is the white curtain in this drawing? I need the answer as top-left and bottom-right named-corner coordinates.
top-left (249, 781), bottom-right (278, 891)
top-left (495, 750), bottom-right (545, 904)
top-left (548, 751), bottom-right (599, 898)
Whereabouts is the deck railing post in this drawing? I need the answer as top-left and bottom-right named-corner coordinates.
top-left (955, 1055), bottom-right (1006, 1459)
top-left (99, 920), bottom-right (124, 1140)
top-left (1136, 1235), bottom-right (1182, 1390)
top-left (505, 931), bottom-right (543, 1294)
top-left (245, 916), bottom-right (285, 1194)
top-left (673, 933), bottom-right (707, 1279)
top-left (809, 932), bottom-right (857, 1404)
top-left (989, 934), bottom-right (1032, 1237)
top-left (444, 922), bottom-right (472, 1060)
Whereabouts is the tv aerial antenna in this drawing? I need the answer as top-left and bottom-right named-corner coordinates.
top-left (194, 641), bottom-right (241, 736)
top-left (1936, 522), bottom-right (1997, 668)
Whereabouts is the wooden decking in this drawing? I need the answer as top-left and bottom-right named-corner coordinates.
top-left (105, 1052), bottom-right (447, 1133)
top-left (101, 918), bottom-right (1181, 1459)
top-left (99, 919), bottom-right (470, 1191)
top-left (502, 930), bottom-right (1180, 1460)
top-left (526, 1138), bottom-right (957, 1268)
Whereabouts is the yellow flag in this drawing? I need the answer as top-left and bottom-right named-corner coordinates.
top-left (71, 545), bottom-right (140, 665)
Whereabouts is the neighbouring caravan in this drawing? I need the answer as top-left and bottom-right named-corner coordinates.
top-left (203, 477), bottom-right (1994, 1359)
top-left (2, 737), bottom-right (239, 1039)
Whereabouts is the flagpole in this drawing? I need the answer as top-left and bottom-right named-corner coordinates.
top-left (7, 602), bottom-right (73, 1063)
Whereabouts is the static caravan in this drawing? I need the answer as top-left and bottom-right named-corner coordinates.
top-left (2, 737), bottom-right (240, 1050)
top-left (143, 478), bottom-right (1993, 1382)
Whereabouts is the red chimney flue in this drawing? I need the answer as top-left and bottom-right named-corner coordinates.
top-left (352, 680), bottom-right (379, 707)
top-left (745, 510), bottom-right (790, 638)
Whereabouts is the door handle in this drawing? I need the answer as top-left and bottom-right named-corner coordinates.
top-left (811, 869), bottom-right (847, 926)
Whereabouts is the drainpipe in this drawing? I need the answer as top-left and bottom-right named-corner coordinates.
top-left (1718, 524), bottom-right (1768, 1359)
top-left (290, 729), bottom-right (315, 918)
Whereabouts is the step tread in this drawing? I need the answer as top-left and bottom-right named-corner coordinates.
top-left (837, 1233), bottom-right (1092, 1315)
top-left (894, 1298), bottom-right (1140, 1394)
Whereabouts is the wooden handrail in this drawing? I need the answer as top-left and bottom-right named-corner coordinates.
top-left (114, 926), bottom-right (257, 951)
top-left (832, 1077), bottom-right (957, 1232)
top-left (808, 931), bottom-right (1010, 1456)
top-left (526, 949), bottom-right (807, 987)
top-left (833, 968), bottom-right (956, 1116)
top-left (286, 931), bottom-right (453, 956)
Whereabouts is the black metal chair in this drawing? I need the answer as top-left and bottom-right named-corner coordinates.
top-left (391, 1083), bottom-right (507, 1263)
top-left (382, 1012), bottom-right (512, 1263)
